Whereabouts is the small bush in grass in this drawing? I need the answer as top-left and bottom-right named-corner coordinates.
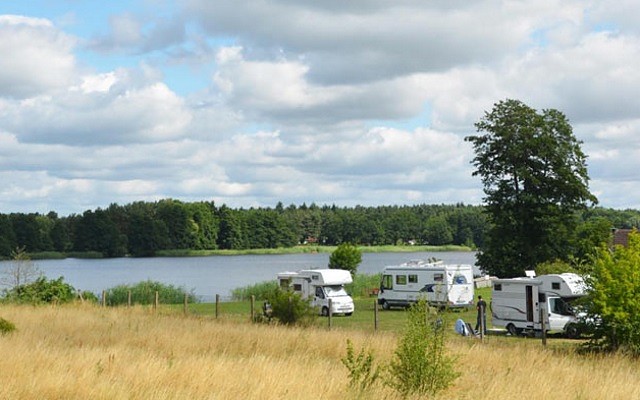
top-left (265, 288), bottom-right (316, 327)
top-left (105, 280), bottom-right (196, 306)
top-left (0, 317), bottom-right (16, 335)
top-left (385, 299), bottom-right (459, 397)
top-left (341, 339), bottom-right (380, 393)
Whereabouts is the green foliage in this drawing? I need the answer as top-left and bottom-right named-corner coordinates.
top-left (466, 99), bottom-right (597, 278)
top-left (329, 243), bottom-right (362, 276)
top-left (341, 339), bottom-right (381, 392)
top-left (3, 198), bottom-right (640, 262)
top-left (0, 317), bottom-right (16, 335)
top-left (535, 259), bottom-right (578, 276)
top-left (231, 280), bottom-right (279, 301)
top-left (265, 288), bottom-right (316, 326)
top-left (105, 280), bottom-right (197, 306)
top-left (572, 217), bottom-right (613, 266)
top-left (585, 231), bottom-right (640, 355)
top-left (3, 276), bottom-right (76, 304)
top-left (345, 273), bottom-right (382, 298)
top-left (385, 299), bottom-right (459, 397)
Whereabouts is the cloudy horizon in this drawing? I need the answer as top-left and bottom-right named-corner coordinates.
top-left (1, 1), bottom-right (639, 216)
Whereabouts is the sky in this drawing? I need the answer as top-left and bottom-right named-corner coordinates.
top-left (1, 1), bottom-right (640, 216)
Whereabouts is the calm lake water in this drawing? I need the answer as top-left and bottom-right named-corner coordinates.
top-left (1, 251), bottom-right (478, 301)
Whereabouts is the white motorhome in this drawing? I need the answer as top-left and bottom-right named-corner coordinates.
top-left (277, 269), bottom-right (355, 316)
top-left (491, 272), bottom-right (586, 338)
top-left (377, 261), bottom-right (475, 310)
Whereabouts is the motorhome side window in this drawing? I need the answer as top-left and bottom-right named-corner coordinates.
top-left (434, 273), bottom-right (444, 282)
top-left (293, 284), bottom-right (302, 292)
top-left (409, 274), bottom-right (418, 283)
top-left (396, 275), bottom-right (407, 285)
top-left (494, 283), bottom-right (502, 291)
top-left (552, 282), bottom-right (560, 290)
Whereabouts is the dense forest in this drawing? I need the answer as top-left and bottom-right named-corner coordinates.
top-left (0, 199), bottom-right (639, 259)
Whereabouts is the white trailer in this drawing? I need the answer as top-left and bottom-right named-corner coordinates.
top-left (277, 269), bottom-right (355, 316)
top-left (491, 273), bottom-right (586, 338)
top-left (377, 261), bottom-right (475, 310)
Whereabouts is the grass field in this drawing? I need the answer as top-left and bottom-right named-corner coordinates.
top-left (2, 297), bottom-right (640, 399)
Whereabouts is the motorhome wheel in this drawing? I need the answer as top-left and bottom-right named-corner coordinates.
top-left (321, 307), bottom-right (330, 317)
top-left (565, 323), bottom-right (580, 339)
top-left (381, 300), bottom-right (390, 310)
top-left (506, 323), bottom-right (519, 336)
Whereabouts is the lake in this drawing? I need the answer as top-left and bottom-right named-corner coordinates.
top-left (0, 251), bottom-right (478, 301)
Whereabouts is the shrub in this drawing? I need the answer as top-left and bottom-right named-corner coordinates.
top-left (231, 280), bottom-right (279, 301)
top-left (346, 273), bottom-right (381, 298)
top-left (265, 288), bottom-right (316, 326)
top-left (0, 317), bottom-right (16, 335)
top-left (385, 299), bottom-right (459, 397)
top-left (105, 280), bottom-right (196, 306)
top-left (3, 276), bottom-right (76, 305)
top-left (584, 231), bottom-right (640, 355)
top-left (328, 243), bottom-right (362, 276)
top-left (341, 339), bottom-right (380, 393)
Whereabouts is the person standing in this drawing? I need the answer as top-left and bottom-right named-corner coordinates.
top-left (475, 295), bottom-right (487, 334)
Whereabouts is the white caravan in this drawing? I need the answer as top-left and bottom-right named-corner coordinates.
top-left (491, 273), bottom-right (587, 338)
top-left (377, 261), bottom-right (475, 310)
top-left (277, 269), bottom-right (355, 316)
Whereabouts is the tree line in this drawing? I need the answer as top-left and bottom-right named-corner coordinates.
top-left (0, 198), bottom-right (638, 259)
top-left (0, 201), bottom-right (487, 258)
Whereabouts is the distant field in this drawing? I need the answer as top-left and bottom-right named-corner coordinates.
top-left (2, 301), bottom-right (639, 399)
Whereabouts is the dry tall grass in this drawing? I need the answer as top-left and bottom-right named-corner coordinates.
top-left (0, 304), bottom-right (638, 399)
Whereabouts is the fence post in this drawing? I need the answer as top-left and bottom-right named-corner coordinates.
top-left (154, 291), bottom-right (159, 312)
top-left (127, 290), bottom-right (132, 307)
top-left (184, 293), bottom-right (188, 315)
top-left (328, 298), bottom-right (333, 329)
top-left (102, 290), bottom-right (106, 307)
top-left (374, 299), bottom-right (378, 332)
top-left (215, 294), bottom-right (220, 319)
top-left (540, 307), bottom-right (547, 347)
top-left (250, 295), bottom-right (255, 322)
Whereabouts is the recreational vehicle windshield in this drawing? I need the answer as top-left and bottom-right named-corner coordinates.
top-left (377, 260), bottom-right (474, 309)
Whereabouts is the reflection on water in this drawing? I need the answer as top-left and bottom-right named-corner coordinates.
top-left (0, 251), bottom-right (477, 301)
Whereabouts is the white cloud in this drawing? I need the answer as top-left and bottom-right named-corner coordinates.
top-left (0, 15), bottom-right (77, 98)
top-left (2, 73), bottom-right (192, 145)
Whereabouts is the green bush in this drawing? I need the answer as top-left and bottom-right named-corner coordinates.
top-left (329, 243), bottom-right (362, 276)
top-left (346, 273), bottom-right (381, 298)
top-left (265, 288), bottom-right (316, 326)
top-left (2, 276), bottom-right (76, 305)
top-left (341, 339), bottom-right (380, 392)
top-left (385, 299), bottom-right (459, 397)
top-left (231, 280), bottom-right (279, 301)
top-left (0, 317), bottom-right (16, 335)
top-left (105, 280), bottom-right (196, 306)
top-left (585, 231), bottom-right (640, 355)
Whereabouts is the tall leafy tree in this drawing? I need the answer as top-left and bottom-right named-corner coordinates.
top-left (466, 99), bottom-right (597, 277)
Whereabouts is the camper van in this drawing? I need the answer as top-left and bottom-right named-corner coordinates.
top-left (491, 272), bottom-right (586, 338)
top-left (277, 269), bottom-right (355, 316)
top-left (377, 261), bottom-right (475, 310)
